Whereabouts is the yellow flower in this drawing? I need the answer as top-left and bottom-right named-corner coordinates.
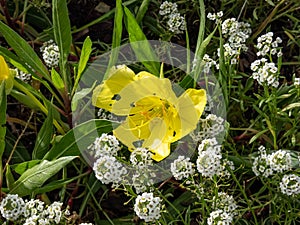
top-left (0, 55), bottom-right (14, 93)
top-left (92, 65), bottom-right (206, 161)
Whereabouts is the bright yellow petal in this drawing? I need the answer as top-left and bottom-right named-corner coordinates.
top-left (149, 142), bottom-right (170, 162)
top-left (177, 88), bottom-right (206, 137)
top-left (0, 56), bottom-right (10, 81)
top-left (112, 75), bottom-right (177, 116)
top-left (92, 65), bottom-right (136, 112)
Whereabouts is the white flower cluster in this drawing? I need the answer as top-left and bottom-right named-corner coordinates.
top-left (130, 148), bottom-right (156, 193)
top-left (0, 194), bottom-right (25, 221)
top-left (202, 54), bottom-right (218, 73)
top-left (280, 174), bottom-right (300, 196)
top-left (250, 32), bottom-right (282, 88)
top-left (159, 1), bottom-right (185, 34)
top-left (196, 138), bottom-right (234, 178)
top-left (207, 209), bottom-right (233, 225)
top-left (252, 146), bottom-right (292, 178)
top-left (23, 199), bottom-right (45, 221)
top-left (93, 155), bottom-right (127, 185)
top-left (79, 223), bottom-right (93, 225)
top-left (0, 195), bottom-right (86, 224)
top-left (170, 155), bottom-right (195, 180)
top-left (294, 77), bottom-right (300, 86)
top-left (250, 58), bottom-right (279, 87)
top-left (130, 147), bottom-right (153, 168)
top-left (134, 192), bottom-right (162, 222)
top-left (219, 18), bottom-right (252, 63)
top-left (40, 39), bottom-right (60, 68)
top-left (212, 192), bottom-right (238, 215)
top-left (207, 11), bottom-right (223, 23)
top-left (191, 114), bottom-right (225, 142)
top-left (88, 133), bottom-right (121, 158)
top-left (256, 32), bottom-right (282, 57)
top-left (15, 68), bottom-right (32, 83)
top-left (38, 201), bottom-right (63, 224)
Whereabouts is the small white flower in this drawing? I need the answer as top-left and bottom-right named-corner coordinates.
top-left (134, 192), bottom-right (162, 222)
top-left (87, 133), bottom-right (121, 158)
top-left (24, 199), bottom-right (45, 218)
top-left (93, 155), bottom-right (127, 184)
top-left (0, 194), bottom-right (25, 221)
top-left (212, 192), bottom-right (238, 214)
top-left (268, 150), bottom-right (292, 173)
top-left (171, 155), bottom-right (195, 180)
top-left (130, 147), bottom-right (153, 168)
top-left (250, 58), bottom-right (279, 87)
top-left (40, 40), bottom-right (60, 68)
top-left (166, 12), bottom-right (185, 34)
top-left (207, 209), bottom-right (233, 225)
top-left (294, 77), bottom-right (300, 86)
top-left (196, 139), bottom-right (223, 178)
top-left (41, 201), bottom-right (63, 224)
top-left (280, 174), bottom-right (300, 196)
top-left (159, 1), bottom-right (178, 16)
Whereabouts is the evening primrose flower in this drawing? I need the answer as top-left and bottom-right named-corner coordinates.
top-left (92, 65), bottom-right (206, 161)
top-left (0, 55), bottom-right (14, 93)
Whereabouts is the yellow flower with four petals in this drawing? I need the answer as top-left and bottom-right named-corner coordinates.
top-left (92, 65), bottom-right (206, 161)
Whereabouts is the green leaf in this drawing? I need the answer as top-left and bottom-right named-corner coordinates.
top-left (105, 0), bottom-right (123, 79)
top-left (136, 0), bottom-right (150, 24)
top-left (6, 165), bottom-right (15, 191)
top-left (9, 156), bottom-right (76, 197)
top-left (13, 160), bottom-right (41, 175)
top-left (0, 81), bottom-right (6, 157)
top-left (282, 102), bottom-right (300, 112)
top-left (53, 0), bottom-right (72, 85)
top-left (43, 119), bottom-right (114, 160)
top-left (249, 129), bottom-right (269, 144)
top-left (73, 36), bottom-right (93, 95)
top-left (71, 81), bottom-right (96, 111)
top-left (0, 47), bottom-right (29, 73)
top-left (33, 176), bottom-right (81, 195)
top-left (51, 68), bottom-right (65, 91)
top-left (123, 6), bottom-right (160, 76)
top-left (77, 36), bottom-right (92, 79)
top-left (0, 21), bottom-right (50, 80)
top-left (32, 107), bottom-right (54, 159)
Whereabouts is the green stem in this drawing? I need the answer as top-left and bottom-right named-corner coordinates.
top-left (230, 170), bottom-right (258, 224)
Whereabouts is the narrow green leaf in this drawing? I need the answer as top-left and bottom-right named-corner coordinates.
top-left (33, 176), bottom-right (82, 195)
top-left (32, 107), bottom-right (54, 159)
top-left (77, 36), bottom-right (92, 79)
top-left (51, 68), bottom-right (65, 91)
top-left (53, 0), bottom-right (72, 85)
top-left (43, 119), bottom-right (114, 160)
top-left (0, 47), bottom-right (29, 73)
top-left (6, 165), bottom-right (15, 191)
top-left (136, 0), bottom-right (150, 23)
top-left (0, 21), bottom-right (50, 80)
top-left (10, 156), bottom-right (76, 196)
top-left (105, 0), bottom-right (123, 79)
top-left (73, 36), bottom-right (93, 95)
top-left (249, 129), bottom-right (269, 144)
top-left (282, 102), bottom-right (300, 112)
top-left (123, 6), bottom-right (160, 76)
top-left (0, 81), bottom-right (6, 157)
